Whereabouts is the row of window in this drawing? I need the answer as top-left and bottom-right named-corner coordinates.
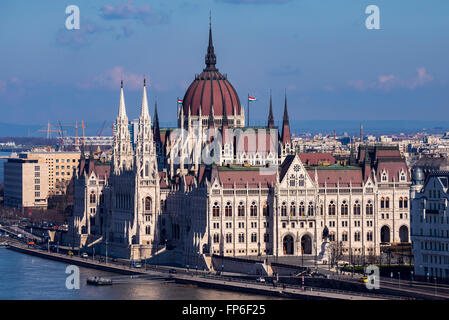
top-left (326, 231), bottom-right (373, 242)
top-left (213, 233), bottom-right (269, 243)
top-left (212, 201), bottom-right (269, 218)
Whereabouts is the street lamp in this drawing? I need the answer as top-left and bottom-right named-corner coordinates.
top-left (410, 271), bottom-right (414, 287)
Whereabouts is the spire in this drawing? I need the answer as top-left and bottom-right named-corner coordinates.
top-left (281, 91), bottom-right (291, 144)
top-left (153, 99), bottom-right (161, 142)
top-left (204, 14), bottom-right (217, 71)
top-left (267, 90), bottom-right (274, 128)
top-left (118, 80), bottom-right (127, 119)
top-left (140, 78), bottom-right (150, 119)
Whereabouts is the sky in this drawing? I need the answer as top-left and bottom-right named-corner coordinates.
top-left (0, 0), bottom-right (448, 135)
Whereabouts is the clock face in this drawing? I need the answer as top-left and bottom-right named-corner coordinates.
top-left (293, 164), bottom-right (300, 172)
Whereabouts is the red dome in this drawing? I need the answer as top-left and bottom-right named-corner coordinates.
top-left (182, 25), bottom-right (242, 118)
top-left (182, 70), bottom-right (241, 117)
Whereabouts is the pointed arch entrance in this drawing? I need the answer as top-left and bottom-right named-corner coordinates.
top-left (283, 234), bottom-right (294, 255)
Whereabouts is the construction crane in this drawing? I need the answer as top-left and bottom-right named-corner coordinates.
top-left (96, 120), bottom-right (107, 137)
top-left (38, 121), bottom-right (66, 139)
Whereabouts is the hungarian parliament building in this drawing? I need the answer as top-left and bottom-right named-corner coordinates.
top-left (65, 26), bottom-right (411, 266)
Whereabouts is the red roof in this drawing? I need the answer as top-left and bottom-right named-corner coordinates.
top-left (298, 153), bottom-right (336, 166)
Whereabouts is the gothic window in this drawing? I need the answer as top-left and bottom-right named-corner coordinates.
top-left (367, 231), bottom-right (373, 241)
top-left (145, 226), bottom-right (151, 235)
top-left (328, 201), bottom-right (336, 215)
top-left (399, 197), bottom-right (404, 208)
top-left (251, 233), bottom-right (257, 243)
top-left (238, 202), bottom-right (245, 217)
top-left (342, 232), bottom-right (348, 242)
top-left (298, 174), bottom-right (304, 187)
top-left (290, 202), bottom-right (296, 216)
top-left (264, 233), bottom-right (269, 243)
top-left (341, 201), bottom-right (348, 215)
top-left (213, 202), bottom-right (220, 217)
top-left (382, 172), bottom-right (388, 182)
top-left (238, 233), bottom-right (245, 243)
top-left (329, 232), bottom-right (336, 242)
top-left (353, 201), bottom-right (361, 215)
top-left (89, 191), bottom-right (96, 204)
top-left (225, 202), bottom-right (232, 217)
top-left (385, 197), bottom-right (390, 209)
top-left (250, 202), bottom-right (258, 217)
top-left (289, 174), bottom-right (295, 187)
top-left (281, 202), bottom-right (287, 216)
top-left (308, 202), bottom-right (314, 216)
top-left (226, 233), bottom-right (232, 243)
top-left (366, 200), bottom-right (373, 215)
top-left (320, 203), bottom-right (324, 216)
top-left (404, 197), bottom-right (408, 208)
top-left (263, 202), bottom-right (269, 217)
top-left (299, 202), bottom-right (305, 216)
top-left (400, 172), bottom-right (406, 181)
top-left (145, 162), bottom-right (149, 177)
top-left (354, 232), bottom-right (361, 242)
top-left (144, 197), bottom-right (152, 213)
top-left (213, 234), bottom-right (219, 243)
top-left (381, 197), bottom-right (385, 209)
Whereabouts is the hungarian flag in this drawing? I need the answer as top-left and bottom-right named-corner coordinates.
top-left (177, 99), bottom-right (183, 104)
top-left (248, 96), bottom-right (256, 101)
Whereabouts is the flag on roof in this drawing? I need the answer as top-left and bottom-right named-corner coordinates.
top-left (248, 96), bottom-right (256, 101)
top-left (177, 99), bottom-right (183, 104)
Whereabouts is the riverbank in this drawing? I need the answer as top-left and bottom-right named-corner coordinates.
top-left (4, 240), bottom-right (398, 300)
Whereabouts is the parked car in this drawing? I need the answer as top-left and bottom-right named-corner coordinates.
top-left (133, 263), bottom-right (142, 268)
top-left (256, 277), bottom-right (266, 283)
top-left (81, 253), bottom-right (89, 258)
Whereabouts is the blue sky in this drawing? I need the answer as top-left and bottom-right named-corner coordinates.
top-left (0, 0), bottom-right (448, 133)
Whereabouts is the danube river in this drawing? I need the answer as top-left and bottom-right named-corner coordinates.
top-left (0, 248), bottom-right (277, 300)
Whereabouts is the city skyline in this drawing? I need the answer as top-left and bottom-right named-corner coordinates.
top-left (0, 0), bottom-right (448, 126)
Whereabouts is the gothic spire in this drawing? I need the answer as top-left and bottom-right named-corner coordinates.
top-left (281, 91), bottom-right (291, 144)
top-left (118, 80), bottom-right (127, 119)
top-left (140, 78), bottom-right (150, 119)
top-left (204, 16), bottom-right (217, 71)
top-left (153, 99), bottom-right (161, 142)
top-left (268, 90), bottom-right (274, 128)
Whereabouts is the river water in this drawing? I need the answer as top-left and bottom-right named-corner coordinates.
top-left (0, 248), bottom-right (276, 300)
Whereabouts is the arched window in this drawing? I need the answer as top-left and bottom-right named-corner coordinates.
top-left (250, 202), bottom-right (257, 217)
top-left (90, 191), bottom-right (96, 204)
top-left (354, 231), bottom-right (361, 241)
top-left (289, 174), bottom-right (295, 187)
top-left (226, 233), bottom-right (232, 243)
top-left (251, 233), bottom-right (257, 243)
top-left (385, 197), bottom-right (390, 209)
top-left (353, 201), bottom-right (361, 215)
top-left (399, 197), bottom-right (404, 208)
top-left (342, 232), bottom-right (348, 242)
top-left (290, 202), bottom-right (296, 216)
top-left (145, 161), bottom-right (149, 177)
top-left (263, 202), bottom-right (269, 216)
top-left (238, 202), bottom-right (245, 217)
top-left (225, 202), bottom-right (232, 217)
top-left (320, 203), bottom-right (324, 216)
top-left (299, 202), bottom-right (305, 216)
top-left (380, 197), bottom-right (385, 209)
top-left (329, 232), bottom-right (336, 242)
top-left (298, 174), bottom-right (305, 187)
top-left (213, 233), bottom-right (219, 243)
top-left (281, 202), bottom-right (287, 216)
top-left (404, 197), bottom-right (408, 208)
top-left (144, 197), bottom-right (152, 212)
top-left (212, 202), bottom-right (220, 217)
top-left (341, 201), bottom-right (348, 215)
top-left (145, 226), bottom-right (151, 235)
top-left (328, 201), bottom-right (336, 215)
top-left (366, 200), bottom-right (373, 215)
top-left (308, 202), bottom-right (314, 216)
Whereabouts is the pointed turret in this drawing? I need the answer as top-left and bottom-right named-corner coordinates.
top-left (281, 92), bottom-right (291, 144)
top-left (118, 80), bottom-right (127, 119)
top-left (267, 90), bottom-right (274, 129)
top-left (153, 99), bottom-right (161, 142)
top-left (140, 78), bottom-right (150, 119)
top-left (204, 17), bottom-right (217, 71)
